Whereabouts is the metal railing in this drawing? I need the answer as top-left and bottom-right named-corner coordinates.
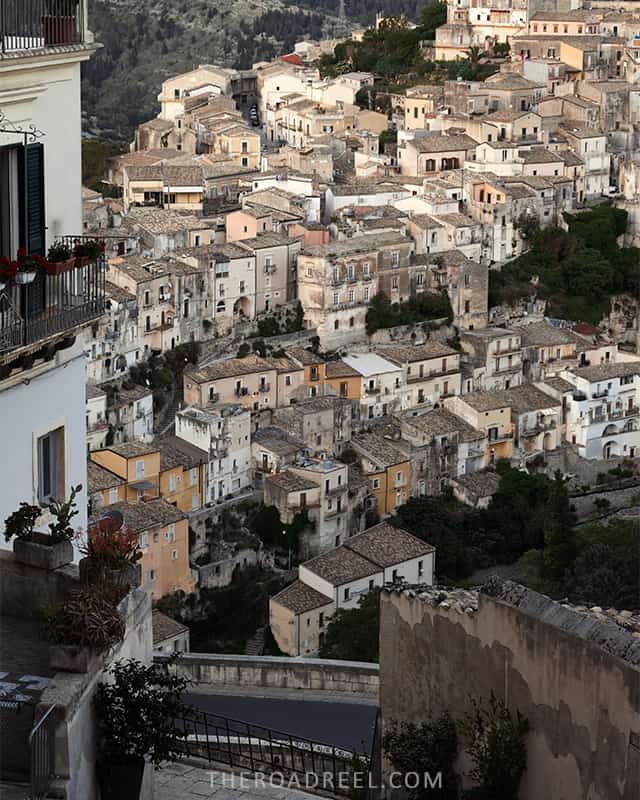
top-left (0, 696), bottom-right (35, 781)
top-left (0, 0), bottom-right (85, 53)
top-left (173, 706), bottom-right (365, 797)
top-left (30, 704), bottom-right (57, 800)
top-left (0, 253), bottom-right (106, 355)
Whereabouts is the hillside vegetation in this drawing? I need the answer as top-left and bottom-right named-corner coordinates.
top-left (84, 0), bottom-right (436, 139)
top-left (489, 206), bottom-right (640, 324)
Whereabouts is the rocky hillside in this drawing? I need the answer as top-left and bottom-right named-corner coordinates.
top-left (83, 0), bottom-right (429, 139)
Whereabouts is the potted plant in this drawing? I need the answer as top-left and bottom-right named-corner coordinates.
top-left (0, 256), bottom-right (15, 289)
top-left (80, 515), bottom-right (142, 589)
top-left (73, 238), bottom-right (105, 265)
top-left (46, 241), bottom-right (75, 275)
top-left (46, 583), bottom-right (125, 673)
top-left (4, 485), bottom-right (82, 570)
top-left (94, 659), bottom-right (189, 800)
top-left (14, 248), bottom-right (47, 284)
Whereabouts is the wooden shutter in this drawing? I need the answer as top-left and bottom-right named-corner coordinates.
top-left (26, 143), bottom-right (45, 255)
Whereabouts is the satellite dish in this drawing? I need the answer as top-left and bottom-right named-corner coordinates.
top-left (102, 509), bottom-right (124, 531)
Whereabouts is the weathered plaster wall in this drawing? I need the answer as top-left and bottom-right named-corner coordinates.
top-left (157, 653), bottom-right (379, 699)
top-left (39, 588), bottom-right (153, 800)
top-left (379, 587), bottom-right (640, 800)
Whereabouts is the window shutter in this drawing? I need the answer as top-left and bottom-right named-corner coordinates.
top-left (26, 143), bottom-right (45, 255)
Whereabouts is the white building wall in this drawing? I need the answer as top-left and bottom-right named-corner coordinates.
top-left (0, 346), bottom-right (88, 558)
top-left (0, 55), bottom-right (85, 245)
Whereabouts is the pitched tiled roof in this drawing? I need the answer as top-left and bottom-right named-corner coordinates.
top-left (265, 470), bottom-right (318, 493)
top-left (271, 580), bottom-right (332, 614)
top-left (574, 361), bottom-right (640, 383)
top-left (87, 461), bottom-right (125, 494)
top-left (345, 522), bottom-right (434, 567)
top-left (91, 499), bottom-right (186, 532)
top-left (152, 610), bottom-right (189, 644)
top-left (186, 355), bottom-right (275, 383)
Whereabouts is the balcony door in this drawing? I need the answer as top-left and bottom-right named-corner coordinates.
top-left (0, 142), bottom-right (46, 315)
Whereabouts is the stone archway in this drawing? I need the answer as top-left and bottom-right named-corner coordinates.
top-left (603, 440), bottom-right (621, 459)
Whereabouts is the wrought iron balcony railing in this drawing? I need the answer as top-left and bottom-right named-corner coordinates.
top-left (1, 0), bottom-right (87, 54)
top-left (0, 246), bottom-right (106, 357)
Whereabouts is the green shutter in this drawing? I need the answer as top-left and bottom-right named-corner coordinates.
top-left (26, 143), bottom-right (45, 255)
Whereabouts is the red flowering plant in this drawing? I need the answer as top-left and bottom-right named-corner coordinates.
top-left (73, 239), bottom-right (105, 260)
top-left (15, 247), bottom-right (50, 274)
top-left (0, 255), bottom-right (16, 282)
top-left (81, 516), bottom-right (143, 573)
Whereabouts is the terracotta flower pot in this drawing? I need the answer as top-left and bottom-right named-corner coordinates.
top-left (47, 257), bottom-right (75, 275)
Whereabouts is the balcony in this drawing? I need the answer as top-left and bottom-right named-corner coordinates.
top-left (365, 385), bottom-right (380, 396)
top-left (592, 389), bottom-right (609, 399)
top-left (0, 252), bottom-right (105, 361)
top-left (258, 382), bottom-right (271, 393)
top-left (487, 431), bottom-right (513, 443)
top-left (0, 0), bottom-right (87, 54)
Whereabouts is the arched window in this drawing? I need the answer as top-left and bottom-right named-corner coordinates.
top-left (216, 300), bottom-right (226, 313)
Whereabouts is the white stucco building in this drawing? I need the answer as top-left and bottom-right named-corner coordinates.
top-left (342, 353), bottom-right (404, 420)
top-left (175, 405), bottom-right (252, 503)
top-left (563, 362), bottom-right (640, 460)
top-left (0, 2), bottom-right (100, 555)
top-left (269, 521), bottom-right (435, 656)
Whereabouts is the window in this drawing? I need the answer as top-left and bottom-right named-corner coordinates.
top-left (319, 612), bottom-right (324, 628)
top-left (391, 251), bottom-right (399, 267)
top-left (241, 140), bottom-right (248, 153)
top-left (396, 471), bottom-right (403, 484)
top-left (348, 289), bottom-right (355, 304)
top-left (171, 549), bottom-right (178, 561)
top-left (392, 569), bottom-right (398, 582)
top-left (241, 157), bottom-right (248, 168)
top-left (335, 535), bottom-right (341, 547)
top-left (140, 532), bottom-right (148, 549)
top-left (190, 467), bottom-right (197, 486)
top-left (362, 262), bottom-right (370, 275)
top-left (364, 287), bottom-right (370, 301)
top-left (285, 375), bottom-right (291, 386)
top-left (418, 560), bottom-right (424, 578)
top-left (37, 428), bottom-right (64, 503)
top-left (148, 569), bottom-right (156, 582)
top-left (166, 525), bottom-right (175, 543)
top-left (392, 276), bottom-right (398, 290)
top-left (169, 474), bottom-right (177, 492)
top-left (333, 291), bottom-right (339, 306)
top-left (135, 460), bottom-right (145, 479)
top-left (343, 587), bottom-right (350, 601)
top-left (340, 381), bottom-right (348, 397)
top-left (372, 478), bottom-right (380, 489)
top-left (109, 487), bottom-right (118, 504)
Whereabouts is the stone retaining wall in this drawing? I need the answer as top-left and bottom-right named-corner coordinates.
top-left (155, 653), bottom-right (379, 699)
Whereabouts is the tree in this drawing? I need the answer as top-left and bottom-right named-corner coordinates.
top-left (460, 693), bottom-right (528, 800)
top-left (541, 472), bottom-right (576, 580)
top-left (565, 520), bottom-right (639, 608)
top-left (465, 45), bottom-right (484, 79)
top-left (383, 714), bottom-right (459, 799)
top-left (419, 1), bottom-right (448, 40)
top-left (393, 493), bottom-right (477, 581)
top-left (318, 589), bottom-right (380, 662)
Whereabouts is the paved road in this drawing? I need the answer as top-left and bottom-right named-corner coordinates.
top-left (185, 691), bottom-right (379, 755)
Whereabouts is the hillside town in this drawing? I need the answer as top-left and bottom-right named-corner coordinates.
top-left (0, 1), bottom-right (639, 799)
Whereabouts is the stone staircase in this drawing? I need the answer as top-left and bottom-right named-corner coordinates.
top-left (244, 626), bottom-right (266, 656)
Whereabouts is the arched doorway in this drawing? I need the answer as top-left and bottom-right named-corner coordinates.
top-left (603, 440), bottom-right (620, 459)
top-left (234, 296), bottom-right (251, 319)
